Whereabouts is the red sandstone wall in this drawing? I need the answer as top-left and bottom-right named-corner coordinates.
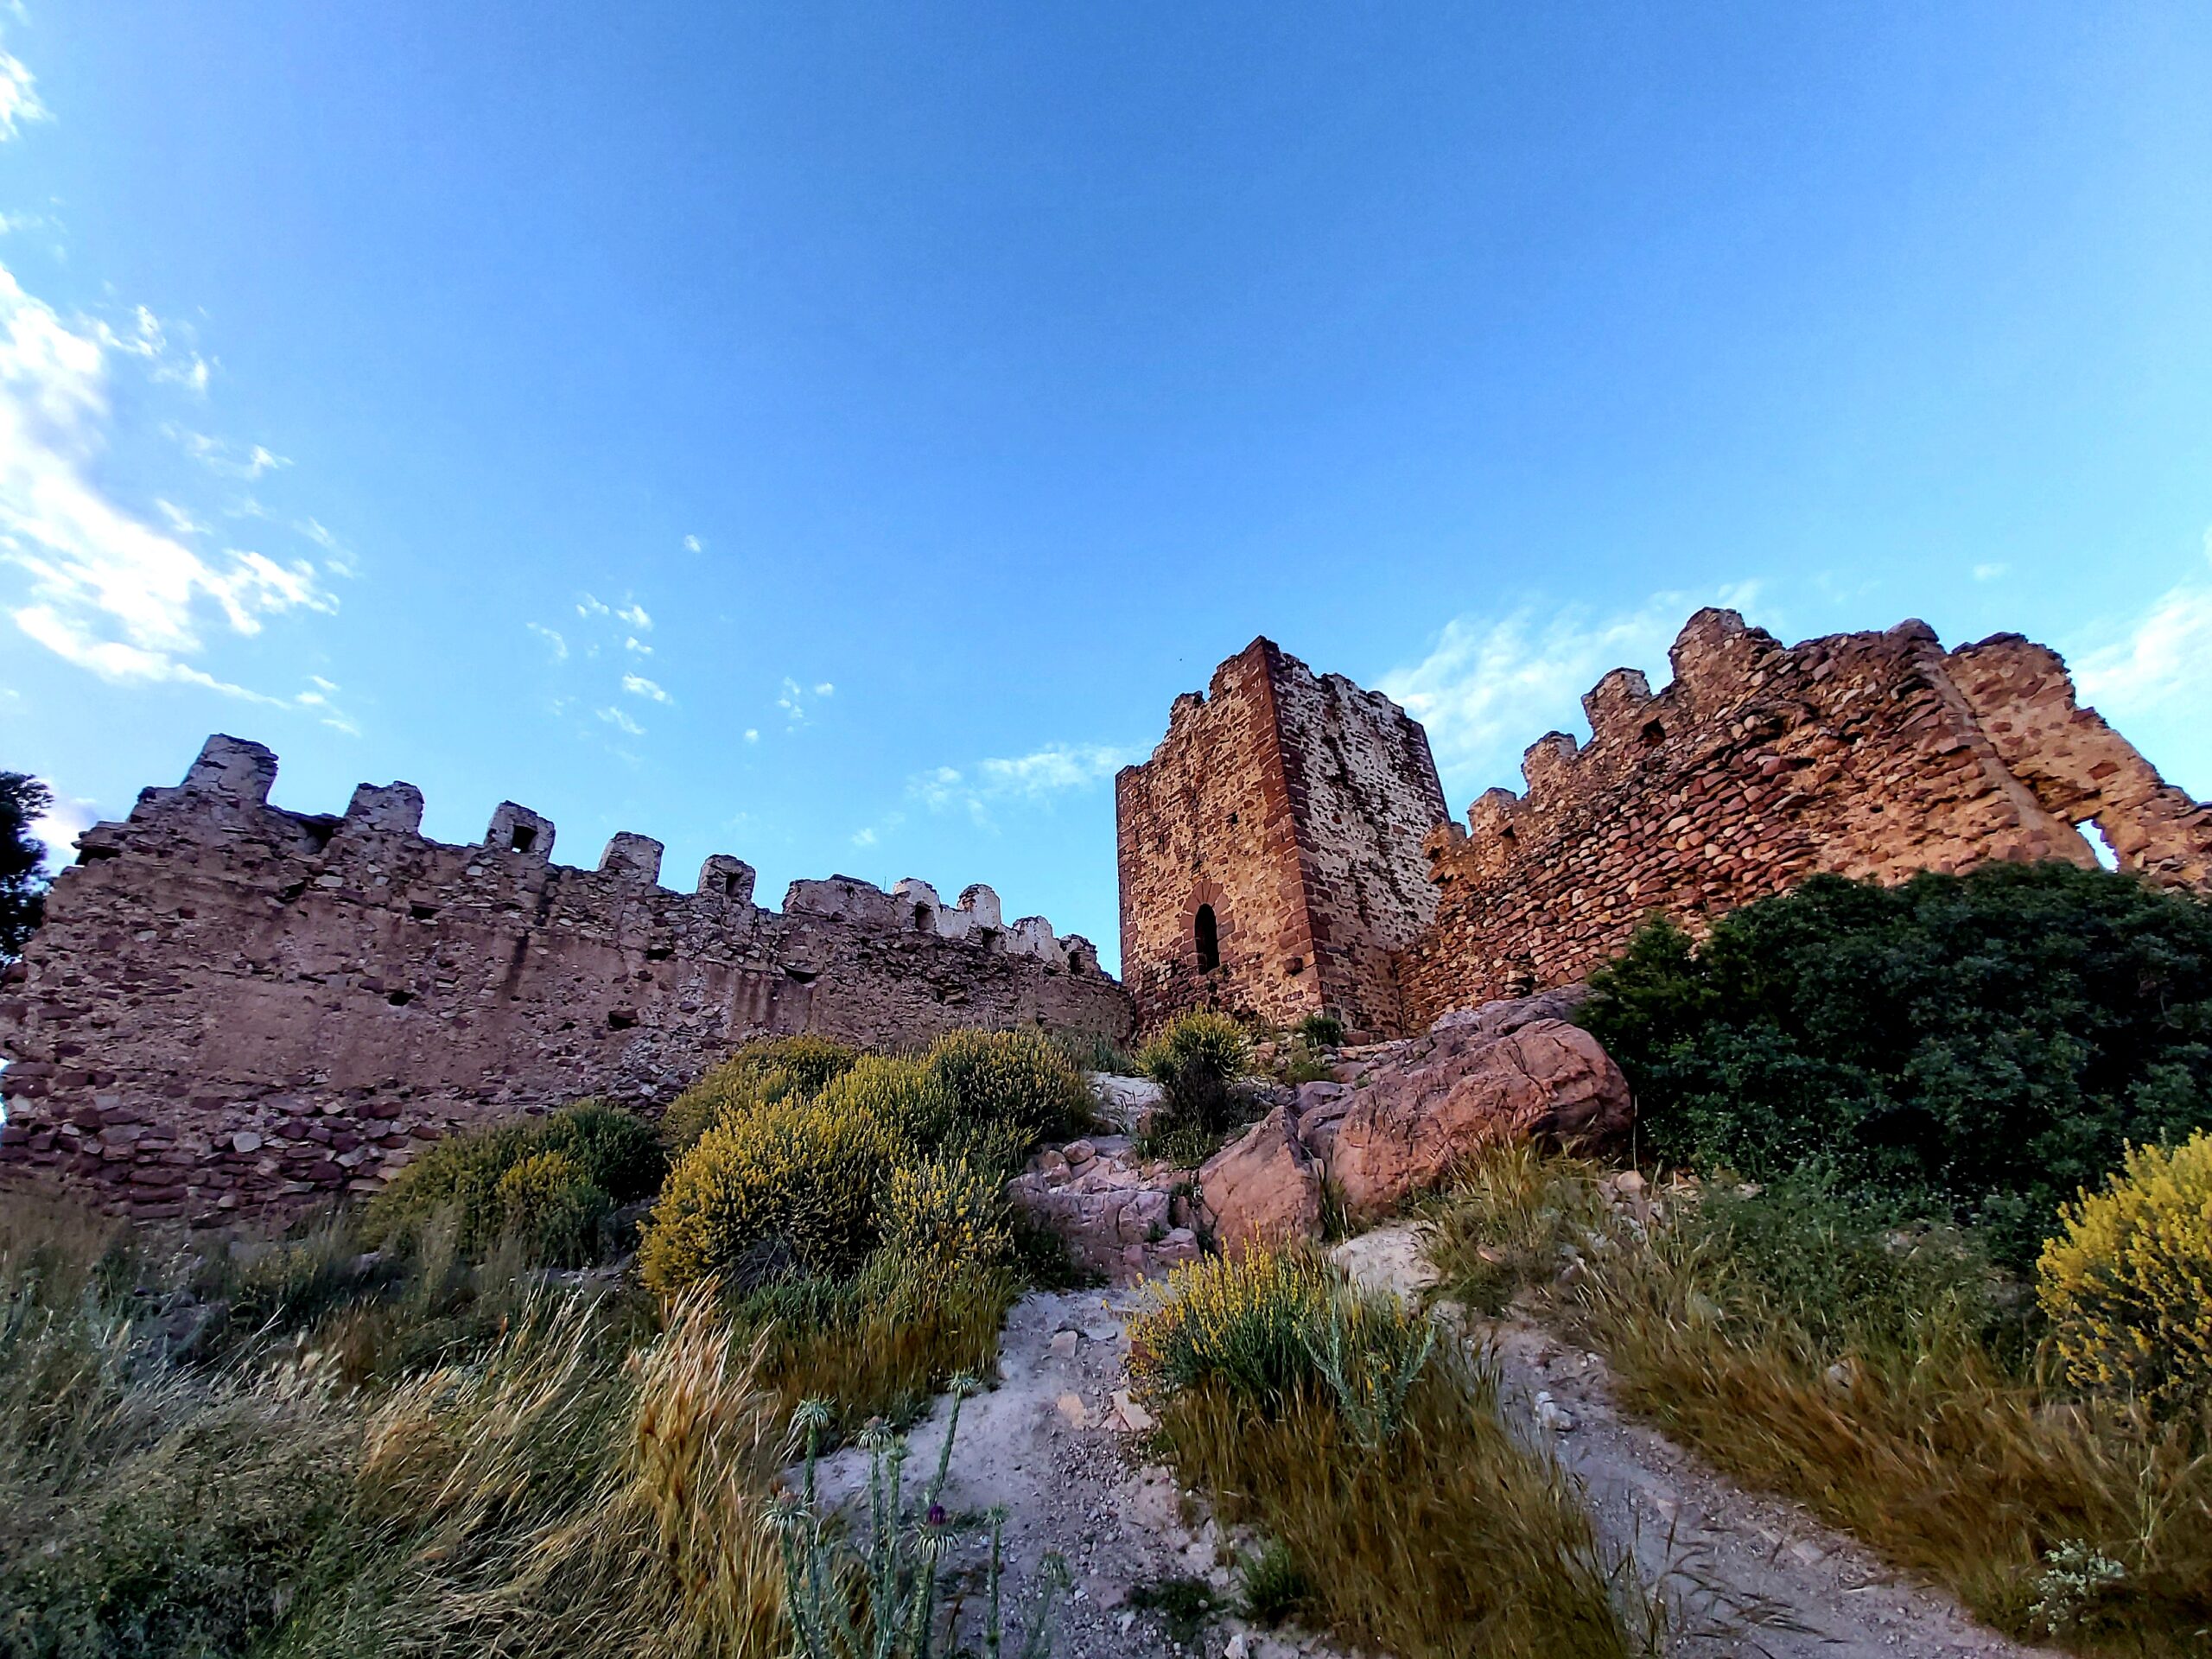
top-left (1116, 639), bottom-right (1446, 1036)
top-left (1395, 610), bottom-right (2212, 1026)
top-left (0, 736), bottom-right (1131, 1223)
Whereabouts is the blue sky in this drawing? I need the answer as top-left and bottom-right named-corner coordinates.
top-left (2, 4), bottom-right (2209, 971)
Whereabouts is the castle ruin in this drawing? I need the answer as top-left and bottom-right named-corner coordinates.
top-left (1121, 611), bottom-right (2212, 1035)
top-left (0, 735), bottom-right (1129, 1221)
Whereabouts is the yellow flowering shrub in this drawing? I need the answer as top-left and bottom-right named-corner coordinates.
top-left (882, 1153), bottom-right (1012, 1273)
top-left (924, 1027), bottom-right (1094, 1145)
top-left (2038, 1131), bottom-right (2212, 1417)
top-left (1129, 1247), bottom-right (1332, 1406)
top-left (495, 1149), bottom-right (610, 1267)
top-left (810, 1054), bottom-right (959, 1150)
top-left (639, 1092), bottom-right (904, 1294)
top-left (660, 1033), bottom-right (860, 1152)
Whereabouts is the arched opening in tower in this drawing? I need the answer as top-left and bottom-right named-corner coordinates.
top-left (1194, 904), bottom-right (1220, 973)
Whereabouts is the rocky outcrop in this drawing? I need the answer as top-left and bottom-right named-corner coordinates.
top-left (1193, 994), bottom-right (1633, 1246)
top-left (1005, 1135), bottom-right (1201, 1284)
top-left (1196, 1105), bottom-right (1322, 1255)
top-left (1325, 1015), bottom-right (1630, 1219)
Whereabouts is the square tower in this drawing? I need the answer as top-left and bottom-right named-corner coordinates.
top-left (1116, 638), bottom-right (1450, 1038)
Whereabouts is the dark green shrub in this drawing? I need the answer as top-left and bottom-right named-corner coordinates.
top-left (540, 1099), bottom-right (665, 1204)
top-left (496, 1151), bottom-right (612, 1268)
top-left (1580, 863), bottom-right (2212, 1264)
top-left (1294, 1013), bottom-right (1345, 1049)
top-left (925, 1027), bottom-right (1095, 1145)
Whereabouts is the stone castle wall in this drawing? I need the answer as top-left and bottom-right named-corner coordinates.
top-left (1116, 639), bottom-right (1446, 1035)
top-left (1395, 610), bottom-right (2212, 1025)
top-left (0, 735), bottom-right (1132, 1222)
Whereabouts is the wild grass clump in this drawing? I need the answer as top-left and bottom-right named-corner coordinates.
top-left (1131, 1247), bottom-right (1643, 1658)
top-left (1293, 1012), bottom-right (1344, 1049)
top-left (363, 1099), bottom-right (664, 1264)
top-left (2039, 1129), bottom-right (2212, 1419)
top-left (1433, 1143), bottom-right (2212, 1652)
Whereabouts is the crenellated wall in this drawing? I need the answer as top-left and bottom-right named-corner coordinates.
top-left (1394, 610), bottom-right (2212, 1025)
top-left (0, 735), bottom-right (1130, 1221)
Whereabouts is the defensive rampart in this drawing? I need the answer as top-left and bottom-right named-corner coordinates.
top-left (1395, 610), bottom-right (2212, 1024)
top-left (0, 735), bottom-right (1131, 1221)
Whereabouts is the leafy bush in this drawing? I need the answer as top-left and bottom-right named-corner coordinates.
top-left (361, 1101), bottom-right (663, 1266)
top-left (1301, 1293), bottom-right (1437, 1449)
top-left (925, 1027), bottom-right (1094, 1145)
top-left (1579, 863), bottom-right (2212, 1265)
top-left (1294, 1013), bottom-right (1344, 1049)
top-left (640, 1092), bottom-right (904, 1294)
top-left (539, 1099), bottom-right (666, 1205)
top-left (812, 1054), bottom-right (960, 1149)
top-left (1139, 1011), bottom-right (1252, 1134)
top-left (661, 1033), bottom-right (860, 1153)
top-left (880, 1153), bottom-right (1012, 1274)
top-left (496, 1151), bottom-right (611, 1268)
top-left (2039, 1130), bottom-right (2212, 1418)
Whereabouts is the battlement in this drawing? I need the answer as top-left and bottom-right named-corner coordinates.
top-left (1396, 610), bottom-right (2212, 1020)
top-left (0, 735), bottom-right (1128, 1222)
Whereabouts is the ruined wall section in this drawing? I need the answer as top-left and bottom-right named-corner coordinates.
top-left (1395, 610), bottom-right (2142, 1024)
top-left (1267, 658), bottom-right (1449, 1034)
top-left (1116, 641), bottom-right (1319, 1031)
top-left (0, 735), bottom-right (1130, 1222)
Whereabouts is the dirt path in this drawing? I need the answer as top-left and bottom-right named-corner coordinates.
top-left (1336, 1224), bottom-right (2062, 1659)
top-left (810, 1287), bottom-right (1357, 1659)
top-left (810, 1230), bottom-right (2062, 1658)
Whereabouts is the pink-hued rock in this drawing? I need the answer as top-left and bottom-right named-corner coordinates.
top-left (1198, 1105), bottom-right (1323, 1254)
top-left (1326, 1015), bottom-right (1630, 1219)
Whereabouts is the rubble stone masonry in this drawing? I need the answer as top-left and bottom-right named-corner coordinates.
top-left (0, 735), bottom-right (1132, 1221)
top-left (1395, 610), bottom-right (2212, 1026)
top-left (1116, 639), bottom-right (1448, 1035)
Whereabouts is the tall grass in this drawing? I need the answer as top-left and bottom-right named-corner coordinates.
top-left (1430, 1145), bottom-right (2212, 1653)
top-left (1131, 1248), bottom-right (1651, 1659)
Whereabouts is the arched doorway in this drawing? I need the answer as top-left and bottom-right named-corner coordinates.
top-left (1194, 903), bottom-right (1220, 972)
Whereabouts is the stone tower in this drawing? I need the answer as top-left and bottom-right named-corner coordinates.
top-left (1116, 638), bottom-right (1449, 1037)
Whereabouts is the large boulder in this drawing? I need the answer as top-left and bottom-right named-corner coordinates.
top-left (1198, 1105), bottom-right (1323, 1255)
top-left (1326, 1014), bottom-right (1630, 1221)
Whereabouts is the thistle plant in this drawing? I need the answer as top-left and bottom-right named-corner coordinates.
top-left (777, 1376), bottom-right (1066, 1659)
top-left (1302, 1293), bottom-right (1438, 1450)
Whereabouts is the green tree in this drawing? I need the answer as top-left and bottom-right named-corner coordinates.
top-left (0, 771), bottom-right (51, 961)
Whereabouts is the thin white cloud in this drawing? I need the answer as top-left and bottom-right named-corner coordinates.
top-left (597, 705), bottom-right (645, 738)
top-left (743, 728), bottom-right (760, 743)
top-left (617, 601), bottom-right (652, 631)
top-left (621, 672), bottom-right (669, 702)
top-left (0, 261), bottom-right (337, 691)
top-left (814, 681), bottom-right (834, 697)
top-left (850, 827), bottom-right (878, 848)
top-left (0, 42), bottom-right (51, 143)
top-left (293, 516), bottom-right (356, 579)
top-left (576, 593), bottom-right (611, 620)
top-left (683, 533), bottom-right (702, 553)
top-left (778, 677), bottom-right (807, 721)
top-left (527, 622), bottom-right (568, 662)
top-left (623, 634), bottom-right (652, 655)
top-left (1974, 562), bottom-right (2010, 582)
top-left (154, 498), bottom-right (206, 537)
top-left (170, 428), bottom-right (289, 479)
top-left (908, 742), bottom-right (1132, 828)
top-left (1377, 582), bottom-right (1764, 806)
top-left (2073, 540), bottom-right (2212, 721)
top-left (29, 789), bottom-right (96, 861)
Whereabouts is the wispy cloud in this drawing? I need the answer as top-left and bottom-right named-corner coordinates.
top-left (743, 728), bottom-right (760, 743)
top-left (908, 741), bottom-right (1133, 828)
top-left (1377, 582), bottom-right (1764, 805)
top-left (621, 672), bottom-right (669, 702)
top-left (0, 38), bottom-right (52, 143)
top-left (850, 827), bottom-right (877, 848)
top-left (618, 601), bottom-right (651, 632)
top-left (2072, 538), bottom-right (2212, 721)
top-left (527, 622), bottom-right (568, 662)
top-left (597, 705), bottom-right (645, 738)
top-left (1973, 562), bottom-right (2010, 582)
top-left (0, 260), bottom-right (340, 699)
top-left (682, 533), bottom-right (703, 553)
top-left (29, 788), bottom-right (96, 861)
top-left (170, 428), bottom-right (289, 479)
